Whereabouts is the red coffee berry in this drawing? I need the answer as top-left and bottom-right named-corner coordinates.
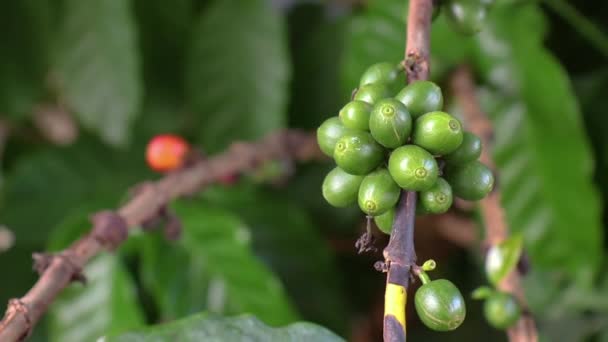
top-left (146, 134), bottom-right (190, 172)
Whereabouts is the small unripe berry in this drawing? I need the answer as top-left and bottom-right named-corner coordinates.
top-left (358, 168), bottom-right (400, 216)
top-left (374, 207), bottom-right (395, 234)
top-left (444, 132), bottom-right (482, 165)
top-left (445, 0), bottom-right (488, 35)
top-left (413, 111), bottom-right (464, 155)
top-left (146, 134), bottom-right (190, 172)
top-left (322, 167), bottom-right (365, 207)
top-left (354, 83), bottom-right (391, 105)
top-left (339, 100), bottom-right (373, 131)
top-left (369, 98), bottom-right (412, 148)
top-left (395, 81), bottom-right (443, 118)
top-left (359, 62), bottom-right (400, 87)
top-left (317, 117), bottom-right (349, 157)
top-left (334, 131), bottom-right (384, 175)
top-left (415, 279), bottom-right (466, 331)
top-left (484, 292), bottom-right (521, 329)
top-left (419, 178), bottom-right (453, 214)
top-left (445, 161), bottom-right (494, 200)
top-left (388, 145), bottom-right (439, 191)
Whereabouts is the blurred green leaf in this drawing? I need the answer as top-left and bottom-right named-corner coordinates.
top-left (49, 254), bottom-right (144, 342)
top-left (104, 313), bottom-right (344, 342)
top-left (475, 4), bottom-right (603, 287)
top-left (53, 0), bottom-right (142, 146)
top-left (201, 184), bottom-right (350, 332)
top-left (0, 0), bottom-right (54, 120)
top-left (0, 138), bottom-right (151, 244)
top-left (186, 0), bottom-right (290, 153)
top-left (141, 202), bottom-right (298, 325)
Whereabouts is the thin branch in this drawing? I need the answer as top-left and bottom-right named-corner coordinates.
top-left (0, 129), bottom-right (323, 341)
top-left (450, 65), bottom-right (538, 342)
top-left (382, 1), bottom-right (433, 341)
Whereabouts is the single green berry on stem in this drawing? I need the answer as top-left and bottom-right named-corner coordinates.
top-left (413, 111), bottom-right (464, 155)
top-left (444, 132), bottom-right (482, 165)
top-left (317, 117), bottom-right (349, 157)
top-left (374, 207), bottom-right (395, 234)
top-left (415, 277), bottom-right (466, 331)
top-left (484, 292), bottom-right (521, 329)
top-left (334, 131), bottom-right (384, 175)
top-left (445, 0), bottom-right (488, 35)
top-left (388, 145), bottom-right (439, 191)
top-left (322, 167), bottom-right (365, 208)
top-left (419, 177), bottom-right (453, 214)
top-left (359, 62), bottom-right (401, 87)
top-left (339, 100), bottom-right (373, 131)
top-left (358, 168), bottom-right (401, 216)
top-left (395, 81), bottom-right (443, 118)
top-left (369, 98), bottom-right (412, 148)
top-left (354, 83), bottom-right (391, 105)
top-left (445, 160), bottom-right (494, 200)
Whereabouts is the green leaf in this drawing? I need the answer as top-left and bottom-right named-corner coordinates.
top-left (103, 313), bottom-right (344, 342)
top-left (53, 0), bottom-right (142, 146)
top-left (47, 209), bottom-right (144, 342)
top-left (200, 184), bottom-right (350, 332)
top-left (185, 0), bottom-right (290, 153)
top-left (0, 0), bottom-right (54, 119)
top-left (0, 137), bottom-right (151, 244)
top-left (475, 4), bottom-right (603, 286)
top-left (141, 203), bottom-right (298, 325)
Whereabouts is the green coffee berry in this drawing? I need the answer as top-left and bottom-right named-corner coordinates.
top-left (419, 178), bottom-right (453, 214)
top-left (444, 132), bottom-right (481, 165)
top-left (369, 98), bottom-right (412, 148)
top-left (334, 131), bottom-right (384, 175)
top-left (484, 292), bottom-right (521, 329)
top-left (354, 83), bottom-right (391, 105)
top-left (358, 169), bottom-right (401, 216)
top-left (388, 145), bottom-right (439, 191)
top-left (415, 279), bottom-right (466, 331)
top-left (339, 100), bottom-right (373, 131)
top-left (359, 62), bottom-right (400, 87)
top-left (374, 207), bottom-right (395, 234)
top-left (413, 111), bottom-right (463, 155)
top-left (317, 117), bottom-right (349, 157)
top-left (395, 81), bottom-right (443, 118)
top-left (445, 0), bottom-right (488, 35)
top-left (322, 167), bottom-right (365, 208)
top-left (445, 160), bottom-right (494, 200)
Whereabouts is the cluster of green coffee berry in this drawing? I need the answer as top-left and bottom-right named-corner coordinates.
top-left (318, 62), bottom-right (494, 233)
top-left (473, 235), bottom-right (524, 329)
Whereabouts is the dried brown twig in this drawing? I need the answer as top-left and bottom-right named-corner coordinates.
top-left (0, 129), bottom-right (323, 341)
top-left (451, 65), bottom-right (538, 342)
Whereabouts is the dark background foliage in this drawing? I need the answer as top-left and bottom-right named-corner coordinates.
top-left (0, 0), bottom-right (606, 340)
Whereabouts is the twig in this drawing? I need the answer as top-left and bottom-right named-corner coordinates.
top-left (450, 65), bottom-right (538, 342)
top-left (0, 129), bottom-right (323, 341)
top-left (382, 1), bottom-right (433, 341)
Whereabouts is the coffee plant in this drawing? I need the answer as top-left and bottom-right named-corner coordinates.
top-left (0, 0), bottom-right (606, 341)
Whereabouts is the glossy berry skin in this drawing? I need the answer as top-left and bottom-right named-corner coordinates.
top-left (359, 62), bottom-right (399, 87)
top-left (415, 279), bottom-right (466, 331)
top-left (353, 83), bottom-right (391, 105)
top-left (484, 292), bottom-right (521, 329)
top-left (420, 178), bottom-right (453, 214)
top-left (334, 131), bottom-right (384, 175)
top-left (444, 132), bottom-right (481, 165)
top-left (369, 98), bottom-right (412, 148)
top-left (388, 145), bottom-right (439, 191)
top-left (339, 100), bottom-right (373, 131)
top-left (322, 167), bottom-right (365, 208)
top-left (317, 117), bottom-right (349, 157)
top-left (445, 0), bottom-right (488, 35)
top-left (446, 161), bottom-right (494, 200)
top-left (374, 207), bottom-right (395, 234)
top-left (395, 81), bottom-right (443, 118)
top-left (413, 111), bottom-right (464, 155)
top-left (358, 169), bottom-right (400, 216)
top-left (146, 134), bottom-right (190, 172)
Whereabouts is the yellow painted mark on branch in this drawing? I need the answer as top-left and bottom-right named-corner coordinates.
top-left (385, 283), bottom-right (407, 331)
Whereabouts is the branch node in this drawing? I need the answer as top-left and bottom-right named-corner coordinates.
top-left (90, 211), bottom-right (128, 250)
top-left (374, 261), bottom-right (389, 273)
top-left (32, 252), bottom-right (86, 284)
top-left (4, 299), bottom-right (31, 341)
